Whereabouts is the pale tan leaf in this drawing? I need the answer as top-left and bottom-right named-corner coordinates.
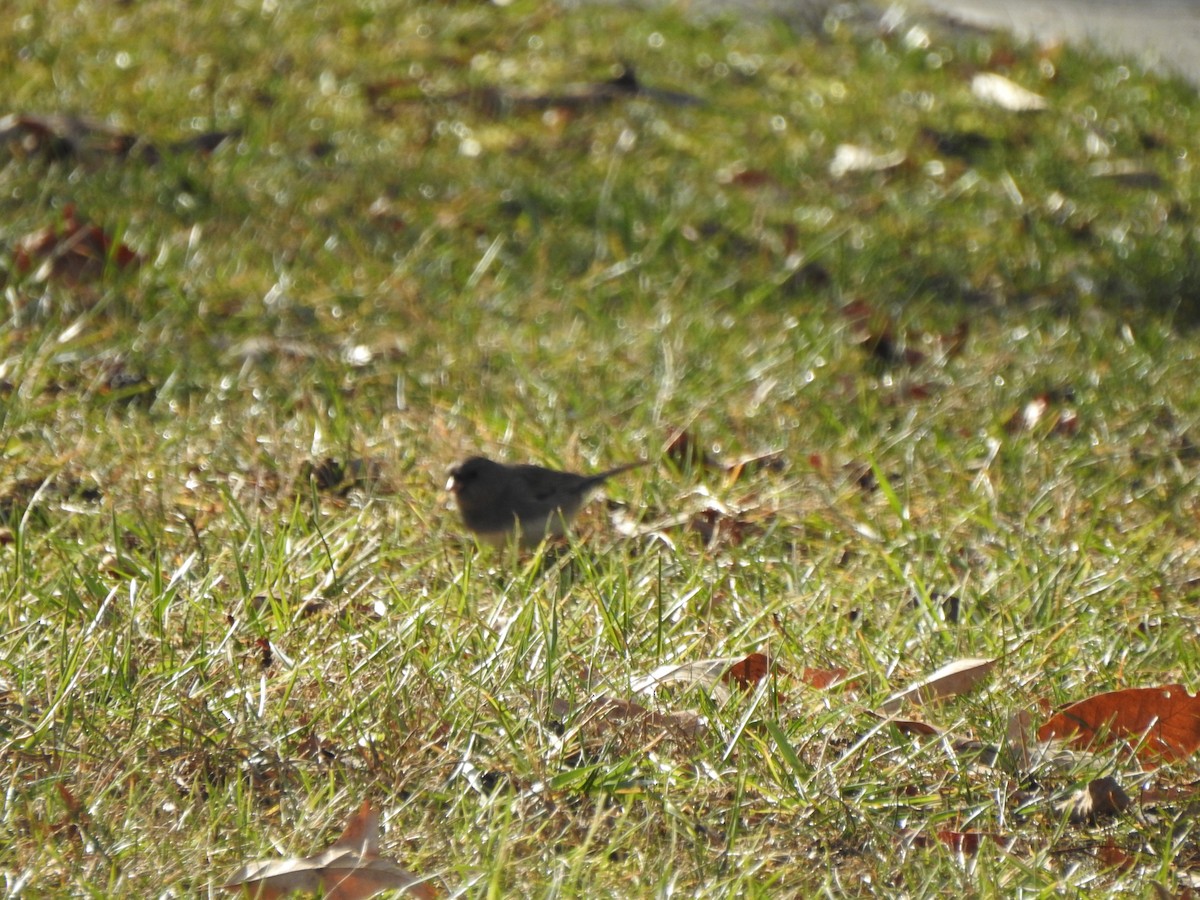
top-left (631, 657), bottom-right (742, 702)
top-left (225, 852), bottom-right (432, 900)
top-left (223, 855), bottom-right (338, 897)
top-left (878, 657), bottom-right (996, 714)
top-left (829, 144), bottom-right (906, 178)
top-left (223, 802), bottom-right (435, 899)
top-left (971, 73), bottom-right (1048, 111)
top-left (580, 695), bottom-right (706, 738)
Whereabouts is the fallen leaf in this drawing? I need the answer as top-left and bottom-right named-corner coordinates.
top-left (1096, 839), bottom-right (1137, 872)
top-left (578, 695), bottom-right (705, 738)
top-left (14, 204), bottom-right (140, 285)
top-left (223, 800), bottom-right (436, 899)
top-left (829, 143), bottom-right (906, 178)
top-left (1055, 776), bottom-right (1132, 824)
top-left (878, 657), bottom-right (996, 714)
top-left (935, 830), bottom-right (1012, 855)
top-left (1038, 684), bottom-right (1200, 764)
top-left (298, 457), bottom-right (385, 496)
top-left (716, 165), bottom-right (775, 189)
top-left (632, 653), bottom-right (782, 703)
top-left (0, 112), bottom-right (237, 163)
top-left (722, 652), bottom-right (774, 690)
top-left (971, 72), bottom-right (1048, 111)
top-left (1089, 160), bottom-right (1165, 189)
top-left (866, 710), bottom-right (943, 737)
top-left (1004, 390), bottom-right (1079, 436)
top-left (801, 666), bottom-right (850, 690)
top-left (1139, 784), bottom-right (1200, 806)
top-left (685, 504), bottom-right (762, 548)
top-left (841, 300), bottom-right (966, 368)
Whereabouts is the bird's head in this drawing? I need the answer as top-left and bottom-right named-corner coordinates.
top-left (446, 456), bottom-right (494, 495)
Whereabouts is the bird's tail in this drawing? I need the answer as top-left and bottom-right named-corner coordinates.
top-left (591, 460), bottom-right (648, 485)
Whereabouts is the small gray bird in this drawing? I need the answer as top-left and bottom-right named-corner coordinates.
top-left (446, 456), bottom-right (644, 547)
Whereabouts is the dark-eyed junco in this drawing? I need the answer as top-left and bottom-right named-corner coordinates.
top-left (446, 455), bottom-right (644, 547)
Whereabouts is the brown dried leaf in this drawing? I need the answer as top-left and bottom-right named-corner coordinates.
top-left (632, 653), bottom-right (782, 703)
top-left (1096, 839), bottom-right (1137, 873)
top-left (299, 457), bottom-right (385, 496)
top-left (841, 300), bottom-right (965, 368)
top-left (223, 800), bottom-right (436, 899)
top-left (722, 652), bottom-right (776, 690)
top-left (1056, 776), bottom-right (1132, 824)
top-left (878, 657), bottom-right (996, 714)
top-left (685, 504), bottom-right (762, 548)
top-left (14, 204), bottom-right (140, 285)
top-left (1038, 684), bottom-right (1200, 765)
top-left (868, 711), bottom-right (943, 737)
top-left (716, 166), bottom-right (775, 189)
top-left (935, 830), bottom-right (1012, 855)
top-left (801, 666), bottom-right (850, 690)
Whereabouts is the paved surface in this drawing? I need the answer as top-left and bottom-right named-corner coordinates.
top-left (655, 0), bottom-right (1200, 88)
top-left (910, 0), bottom-right (1200, 86)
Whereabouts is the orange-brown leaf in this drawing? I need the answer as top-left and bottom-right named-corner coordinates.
top-left (14, 204), bottom-right (140, 285)
top-left (801, 666), bottom-right (850, 689)
top-left (1037, 684), bottom-right (1200, 765)
top-left (722, 652), bottom-right (772, 690)
top-left (223, 801), bottom-right (435, 899)
top-left (334, 800), bottom-right (380, 857)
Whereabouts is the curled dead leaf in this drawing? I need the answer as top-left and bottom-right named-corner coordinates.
top-left (223, 800), bottom-right (436, 899)
top-left (1056, 776), bottom-right (1132, 825)
top-left (878, 657), bottom-right (996, 714)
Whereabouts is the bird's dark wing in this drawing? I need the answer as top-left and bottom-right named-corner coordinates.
top-left (511, 465), bottom-right (591, 505)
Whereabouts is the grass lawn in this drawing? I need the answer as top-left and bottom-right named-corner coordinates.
top-left (4, 0), bottom-right (1200, 895)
